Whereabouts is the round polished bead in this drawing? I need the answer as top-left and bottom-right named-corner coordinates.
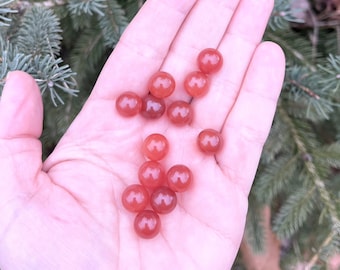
top-left (142, 133), bottom-right (169, 161)
top-left (197, 129), bottom-right (223, 154)
top-left (121, 184), bottom-right (149, 212)
top-left (140, 94), bottom-right (166, 119)
top-left (148, 71), bottom-right (176, 98)
top-left (138, 161), bottom-right (166, 189)
top-left (150, 186), bottom-right (177, 214)
top-left (115, 91), bottom-right (142, 117)
top-left (197, 48), bottom-right (223, 74)
top-left (167, 164), bottom-right (193, 192)
top-left (167, 100), bottom-right (193, 126)
top-left (134, 210), bottom-right (161, 239)
top-left (184, 71), bottom-right (210, 98)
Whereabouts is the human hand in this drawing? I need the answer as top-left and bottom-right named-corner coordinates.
top-left (0, 0), bottom-right (285, 269)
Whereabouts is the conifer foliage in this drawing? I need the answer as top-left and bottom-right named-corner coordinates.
top-left (0, 0), bottom-right (339, 268)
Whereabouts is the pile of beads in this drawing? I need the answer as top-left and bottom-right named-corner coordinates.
top-left (117, 48), bottom-right (223, 238)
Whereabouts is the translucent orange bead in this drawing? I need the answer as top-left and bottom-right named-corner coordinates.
top-left (184, 71), bottom-right (210, 98)
top-left (134, 210), bottom-right (161, 239)
top-left (167, 164), bottom-right (193, 192)
top-left (197, 129), bottom-right (223, 154)
top-left (115, 91), bottom-right (142, 117)
top-left (142, 133), bottom-right (169, 161)
top-left (197, 48), bottom-right (223, 74)
top-left (138, 161), bottom-right (166, 188)
top-left (140, 94), bottom-right (166, 119)
top-left (167, 100), bottom-right (193, 126)
top-left (121, 184), bottom-right (149, 212)
top-left (148, 71), bottom-right (176, 98)
top-left (150, 186), bottom-right (177, 214)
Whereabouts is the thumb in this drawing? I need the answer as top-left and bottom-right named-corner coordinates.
top-left (0, 71), bottom-right (44, 216)
top-left (0, 71), bottom-right (43, 138)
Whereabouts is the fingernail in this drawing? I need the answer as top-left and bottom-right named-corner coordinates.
top-left (5, 71), bottom-right (14, 83)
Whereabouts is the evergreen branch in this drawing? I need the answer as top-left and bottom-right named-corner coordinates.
top-left (15, 0), bottom-right (65, 10)
top-left (0, 0), bottom-right (17, 26)
top-left (30, 55), bottom-right (78, 106)
top-left (288, 79), bottom-right (320, 100)
top-left (255, 155), bottom-right (300, 204)
top-left (278, 107), bottom-right (340, 227)
top-left (1, 29), bottom-right (78, 106)
top-left (67, 0), bottom-right (107, 16)
top-left (69, 25), bottom-right (106, 91)
top-left (0, 38), bottom-right (31, 90)
top-left (305, 224), bottom-right (340, 268)
top-left (272, 186), bottom-right (316, 239)
top-left (245, 195), bottom-right (265, 253)
top-left (269, 0), bottom-right (304, 31)
top-left (98, 0), bottom-right (128, 47)
top-left (261, 116), bottom-right (293, 164)
top-left (313, 142), bottom-right (340, 170)
top-left (16, 6), bottom-right (62, 56)
top-left (118, 0), bottom-right (145, 21)
top-left (284, 66), bottom-right (336, 120)
top-left (316, 54), bottom-right (340, 93)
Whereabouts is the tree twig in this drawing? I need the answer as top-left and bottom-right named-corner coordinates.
top-left (289, 79), bottom-right (320, 100)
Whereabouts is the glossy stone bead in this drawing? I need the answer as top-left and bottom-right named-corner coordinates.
top-left (184, 71), bottom-right (210, 98)
top-left (142, 133), bottom-right (169, 161)
top-left (148, 71), bottom-right (176, 98)
top-left (116, 91), bottom-right (142, 117)
top-left (150, 186), bottom-right (177, 214)
top-left (167, 100), bottom-right (193, 126)
top-left (134, 210), bottom-right (161, 239)
top-left (197, 129), bottom-right (223, 154)
top-left (140, 94), bottom-right (166, 119)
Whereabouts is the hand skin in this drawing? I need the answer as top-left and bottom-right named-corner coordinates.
top-left (0, 0), bottom-right (285, 269)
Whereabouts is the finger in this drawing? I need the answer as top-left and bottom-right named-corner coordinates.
top-left (0, 71), bottom-right (43, 139)
top-left (217, 42), bottom-right (285, 195)
top-left (0, 71), bottom-right (44, 215)
top-left (160, 0), bottom-right (241, 101)
top-left (192, 0), bottom-right (275, 129)
top-left (90, 0), bottom-right (197, 100)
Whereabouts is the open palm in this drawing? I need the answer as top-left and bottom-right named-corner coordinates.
top-left (0, 0), bottom-right (285, 269)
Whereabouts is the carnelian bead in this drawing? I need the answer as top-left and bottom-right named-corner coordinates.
top-left (142, 133), bottom-right (169, 161)
top-left (134, 210), bottom-right (161, 239)
top-left (121, 184), bottom-right (149, 212)
top-left (141, 94), bottom-right (166, 119)
top-left (115, 91), bottom-right (142, 117)
top-left (197, 129), bottom-right (223, 154)
top-left (184, 71), bottom-right (210, 98)
top-left (167, 100), bottom-right (193, 126)
top-left (197, 48), bottom-right (223, 74)
top-left (148, 71), bottom-right (176, 98)
top-left (167, 164), bottom-right (193, 192)
top-left (138, 161), bottom-right (166, 188)
top-left (150, 186), bottom-right (177, 214)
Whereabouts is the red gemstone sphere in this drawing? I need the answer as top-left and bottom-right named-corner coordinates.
top-left (141, 94), bottom-right (166, 119)
top-left (115, 91), bottom-right (142, 117)
top-left (138, 161), bottom-right (166, 188)
top-left (167, 100), bottom-right (193, 126)
top-left (142, 133), bottom-right (169, 161)
top-left (121, 184), bottom-right (149, 212)
top-left (134, 210), bottom-right (161, 239)
top-left (197, 129), bottom-right (223, 154)
top-left (184, 71), bottom-right (210, 98)
top-left (167, 164), bottom-right (193, 192)
top-left (197, 48), bottom-right (223, 74)
top-left (150, 186), bottom-right (177, 214)
top-left (148, 71), bottom-right (176, 98)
